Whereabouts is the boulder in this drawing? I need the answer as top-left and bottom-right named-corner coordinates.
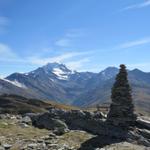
top-left (138, 129), bottom-right (150, 139)
top-left (0, 114), bottom-right (10, 119)
top-left (28, 143), bottom-right (38, 149)
top-left (19, 123), bottom-right (29, 128)
top-left (21, 116), bottom-right (32, 125)
top-left (30, 109), bottom-right (150, 147)
top-left (93, 111), bottom-right (106, 119)
top-left (136, 118), bottom-right (150, 130)
top-left (32, 113), bottom-right (68, 135)
top-left (2, 144), bottom-right (12, 150)
top-left (31, 109), bottom-right (107, 136)
top-left (52, 119), bottom-right (69, 135)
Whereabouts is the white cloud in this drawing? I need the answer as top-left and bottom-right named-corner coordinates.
top-left (0, 42), bottom-right (93, 71)
top-left (0, 75), bottom-right (4, 79)
top-left (55, 29), bottom-right (84, 47)
top-left (55, 38), bottom-right (70, 47)
top-left (0, 16), bottom-right (9, 34)
top-left (27, 51), bottom-right (91, 65)
top-left (93, 37), bottom-right (150, 54)
top-left (122, 0), bottom-right (150, 11)
top-left (66, 58), bottom-right (90, 71)
top-left (128, 62), bottom-right (150, 72)
top-left (117, 37), bottom-right (150, 49)
top-left (0, 43), bottom-right (17, 60)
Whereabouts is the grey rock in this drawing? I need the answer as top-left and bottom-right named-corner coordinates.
top-left (31, 108), bottom-right (150, 147)
top-left (138, 129), bottom-right (150, 139)
top-left (136, 118), bottom-right (150, 130)
top-left (93, 112), bottom-right (106, 119)
top-left (37, 139), bottom-right (44, 143)
top-left (49, 132), bottom-right (56, 137)
top-left (21, 116), bottom-right (32, 125)
top-left (0, 114), bottom-right (8, 119)
top-left (45, 140), bottom-right (53, 145)
top-left (19, 123), bottom-right (29, 128)
top-left (28, 143), bottom-right (38, 148)
top-left (2, 144), bottom-right (12, 149)
top-left (32, 113), bottom-right (68, 135)
top-left (0, 146), bottom-right (4, 150)
top-left (47, 143), bottom-right (58, 148)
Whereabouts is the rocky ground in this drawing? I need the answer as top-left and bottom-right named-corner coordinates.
top-left (0, 114), bottom-right (94, 150)
top-left (0, 111), bottom-right (149, 150)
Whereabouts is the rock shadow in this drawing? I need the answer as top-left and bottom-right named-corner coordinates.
top-left (78, 121), bottom-right (130, 150)
top-left (78, 134), bottom-right (126, 150)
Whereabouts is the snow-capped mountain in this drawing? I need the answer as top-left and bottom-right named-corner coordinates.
top-left (99, 67), bottom-right (119, 80)
top-left (1, 78), bottom-right (27, 89)
top-left (42, 62), bottom-right (73, 80)
top-left (24, 63), bottom-right (73, 80)
top-left (5, 63), bottom-right (94, 103)
top-left (2, 62), bottom-right (150, 112)
top-left (0, 77), bottom-right (36, 98)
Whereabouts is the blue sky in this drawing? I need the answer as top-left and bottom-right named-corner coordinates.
top-left (0, 0), bottom-right (150, 77)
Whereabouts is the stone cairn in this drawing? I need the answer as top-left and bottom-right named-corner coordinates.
top-left (107, 64), bottom-right (137, 127)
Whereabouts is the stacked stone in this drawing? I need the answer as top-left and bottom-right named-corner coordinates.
top-left (107, 64), bottom-right (137, 127)
top-left (107, 102), bottom-right (136, 127)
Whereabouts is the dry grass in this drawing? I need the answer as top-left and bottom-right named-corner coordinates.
top-left (0, 119), bottom-right (94, 149)
top-left (0, 119), bottom-right (49, 140)
top-left (56, 130), bottom-right (94, 149)
top-left (44, 100), bottom-right (80, 111)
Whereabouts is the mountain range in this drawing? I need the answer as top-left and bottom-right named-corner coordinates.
top-left (0, 62), bottom-right (150, 113)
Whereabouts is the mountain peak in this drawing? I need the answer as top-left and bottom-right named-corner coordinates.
top-left (131, 68), bottom-right (142, 73)
top-left (103, 67), bottom-right (118, 71)
top-left (44, 62), bottom-right (66, 70)
top-left (42, 62), bottom-right (72, 80)
top-left (100, 67), bottom-right (118, 80)
top-left (44, 62), bottom-right (71, 71)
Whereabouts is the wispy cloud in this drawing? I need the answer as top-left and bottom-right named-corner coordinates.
top-left (55, 38), bottom-right (70, 47)
top-left (27, 51), bottom-right (91, 65)
top-left (117, 37), bottom-right (150, 49)
top-left (55, 29), bottom-right (84, 47)
top-left (2, 36), bottom-right (150, 74)
top-left (0, 43), bottom-right (17, 60)
top-left (0, 42), bottom-right (93, 71)
top-left (0, 16), bottom-right (9, 34)
top-left (66, 58), bottom-right (90, 71)
top-left (121, 0), bottom-right (150, 11)
top-left (94, 37), bottom-right (150, 54)
top-left (18, 36), bottom-right (150, 73)
top-left (128, 62), bottom-right (150, 72)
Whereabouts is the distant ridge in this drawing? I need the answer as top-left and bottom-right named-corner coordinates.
top-left (0, 62), bottom-right (149, 114)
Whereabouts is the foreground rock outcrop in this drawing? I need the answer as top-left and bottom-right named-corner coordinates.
top-left (0, 113), bottom-right (95, 150)
top-left (0, 110), bottom-right (149, 150)
top-left (28, 107), bottom-right (150, 148)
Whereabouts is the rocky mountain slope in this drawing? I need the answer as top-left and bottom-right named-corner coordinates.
top-left (0, 94), bottom-right (78, 114)
top-left (76, 69), bottom-right (150, 114)
top-left (5, 63), bottom-right (97, 104)
top-left (1, 63), bottom-right (150, 113)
